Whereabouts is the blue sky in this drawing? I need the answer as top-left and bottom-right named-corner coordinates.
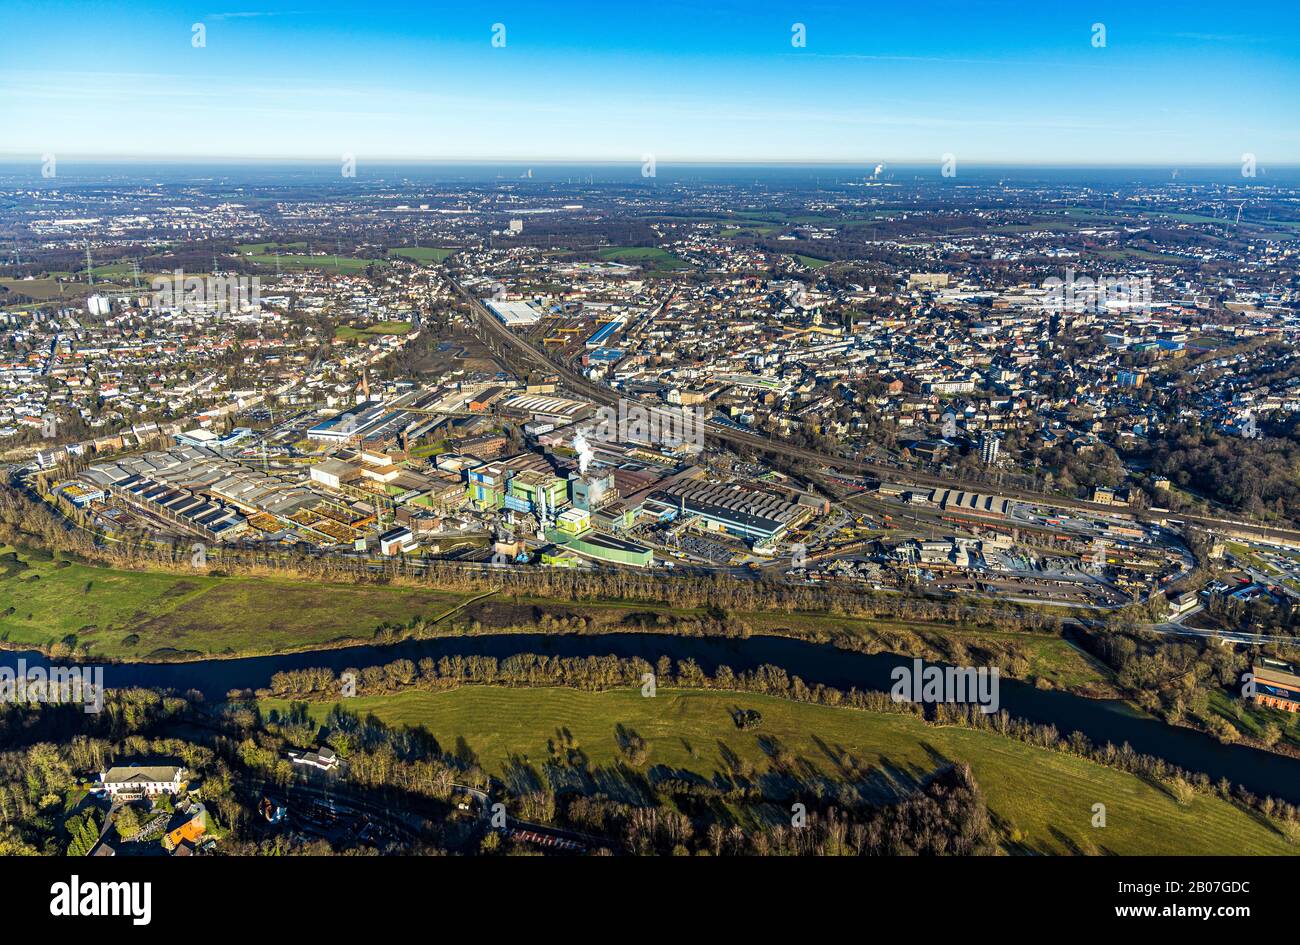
top-left (1, 0), bottom-right (1297, 164)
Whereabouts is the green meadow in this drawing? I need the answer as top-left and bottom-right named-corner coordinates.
top-left (335, 321), bottom-right (413, 341)
top-left (596, 246), bottom-right (689, 270)
top-left (237, 243), bottom-right (384, 273)
top-left (0, 547), bottom-right (466, 660)
top-left (262, 685), bottom-right (1299, 856)
top-left (388, 246), bottom-right (456, 263)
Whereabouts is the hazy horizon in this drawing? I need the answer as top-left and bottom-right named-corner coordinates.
top-left (3, 158), bottom-right (1299, 189)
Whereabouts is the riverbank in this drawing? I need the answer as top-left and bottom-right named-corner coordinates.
top-left (0, 546), bottom-right (1109, 696)
top-left (7, 630), bottom-right (1300, 806)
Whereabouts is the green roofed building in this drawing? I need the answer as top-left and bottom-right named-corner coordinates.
top-left (545, 527), bottom-right (654, 568)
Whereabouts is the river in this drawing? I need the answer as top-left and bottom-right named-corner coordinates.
top-left (6, 632), bottom-right (1300, 804)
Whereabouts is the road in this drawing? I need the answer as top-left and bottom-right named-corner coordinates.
top-left (1145, 623), bottom-right (1272, 645)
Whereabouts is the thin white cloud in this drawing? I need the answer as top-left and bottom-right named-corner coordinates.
top-left (205, 11), bottom-right (307, 20)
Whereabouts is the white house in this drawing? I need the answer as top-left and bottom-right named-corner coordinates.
top-left (98, 764), bottom-right (186, 797)
top-left (288, 747), bottom-right (339, 771)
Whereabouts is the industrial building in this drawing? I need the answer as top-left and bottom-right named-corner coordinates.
top-left (649, 481), bottom-right (802, 544)
top-left (505, 469), bottom-right (568, 516)
top-left (310, 457), bottom-right (360, 490)
top-left (585, 321), bottom-right (621, 348)
top-left (555, 507), bottom-right (590, 537)
top-left (569, 471), bottom-right (616, 511)
top-left (500, 393), bottom-right (594, 425)
top-left (379, 525), bottom-right (418, 556)
top-left (305, 401), bottom-right (436, 448)
top-left (467, 463), bottom-right (509, 510)
top-left (108, 473), bottom-right (249, 540)
top-left (80, 445), bottom-right (321, 538)
top-left (174, 427), bottom-right (254, 451)
top-left (1250, 659), bottom-right (1300, 712)
top-left (929, 488), bottom-right (1013, 519)
top-left (546, 528), bottom-right (654, 568)
top-left (487, 300), bottom-right (543, 326)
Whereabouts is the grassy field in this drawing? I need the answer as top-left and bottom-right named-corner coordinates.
top-left (409, 439), bottom-right (448, 458)
top-left (1226, 541), bottom-right (1274, 573)
top-left (236, 243), bottom-right (385, 273)
top-left (335, 321), bottom-right (413, 341)
top-left (261, 686), bottom-right (1297, 855)
top-left (0, 276), bottom-right (134, 304)
top-left (245, 253), bottom-right (384, 273)
top-left (0, 277), bottom-right (71, 301)
top-left (1209, 688), bottom-right (1300, 751)
top-left (388, 247), bottom-right (455, 263)
top-left (237, 241), bottom-right (308, 254)
top-left (719, 224), bottom-right (782, 237)
top-left (0, 547), bottom-right (468, 659)
top-left (85, 262), bottom-right (145, 281)
top-left (596, 246), bottom-right (689, 270)
top-left (1089, 247), bottom-right (1190, 264)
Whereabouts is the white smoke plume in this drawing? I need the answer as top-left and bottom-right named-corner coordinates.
top-left (573, 427), bottom-right (594, 475)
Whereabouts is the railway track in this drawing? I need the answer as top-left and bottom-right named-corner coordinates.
top-left (454, 276), bottom-right (1300, 549)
